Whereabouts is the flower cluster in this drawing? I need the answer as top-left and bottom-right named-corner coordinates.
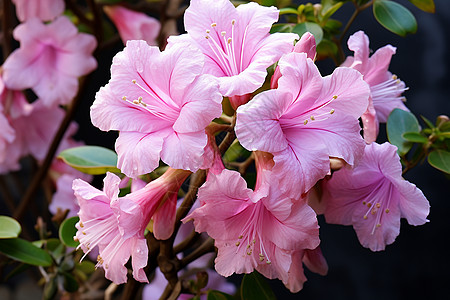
top-left (68, 0), bottom-right (429, 293)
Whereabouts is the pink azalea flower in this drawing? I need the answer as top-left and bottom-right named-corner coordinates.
top-left (185, 166), bottom-right (319, 292)
top-left (342, 31), bottom-right (409, 142)
top-left (235, 52), bottom-right (370, 197)
top-left (90, 41), bottom-right (222, 178)
top-left (2, 17), bottom-right (97, 107)
top-left (74, 168), bottom-right (190, 283)
top-left (103, 6), bottom-right (161, 46)
top-left (271, 32), bottom-right (316, 89)
top-left (322, 142), bottom-right (430, 251)
top-left (12, 0), bottom-right (65, 22)
top-left (168, 0), bottom-right (297, 109)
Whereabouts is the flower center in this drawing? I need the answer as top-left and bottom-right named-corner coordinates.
top-left (361, 181), bottom-right (393, 234)
top-left (371, 74), bottom-right (408, 105)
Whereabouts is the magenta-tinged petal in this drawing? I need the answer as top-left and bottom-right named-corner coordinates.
top-left (361, 96), bottom-right (379, 143)
top-left (12, 0), bottom-right (65, 22)
top-left (131, 238), bottom-right (149, 282)
top-left (152, 193), bottom-right (177, 240)
top-left (115, 130), bottom-right (167, 178)
top-left (346, 30), bottom-right (370, 71)
top-left (293, 32), bottom-right (317, 60)
top-left (236, 90), bottom-right (291, 153)
top-left (214, 240), bottom-right (258, 277)
top-left (392, 177), bottom-right (430, 226)
top-left (303, 246), bottom-right (328, 276)
top-left (49, 174), bottom-right (80, 218)
top-left (285, 250), bottom-right (307, 293)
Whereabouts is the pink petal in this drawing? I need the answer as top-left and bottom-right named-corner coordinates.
top-left (152, 193), bottom-right (177, 240)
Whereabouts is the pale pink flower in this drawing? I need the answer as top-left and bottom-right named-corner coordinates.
top-left (168, 0), bottom-right (297, 108)
top-left (12, 0), bottom-right (64, 22)
top-left (322, 142), bottom-right (430, 251)
top-left (342, 31), bottom-right (409, 142)
top-left (185, 166), bottom-right (319, 292)
top-left (236, 52), bottom-right (370, 197)
top-left (90, 41), bottom-right (222, 178)
top-left (271, 32), bottom-right (316, 89)
top-left (74, 168), bottom-right (190, 283)
top-left (0, 80), bottom-right (15, 164)
top-left (2, 17), bottom-right (97, 107)
top-left (104, 6), bottom-right (161, 46)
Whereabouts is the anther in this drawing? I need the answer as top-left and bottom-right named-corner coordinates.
top-left (235, 242), bottom-right (240, 247)
top-left (132, 79), bottom-right (137, 84)
top-left (73, 237), bottom-right (78, 241)
top-left (133, 100), bottom-right (139, 104)
top-left (376, 203), bottom-right (381, 208)
top-left (333, 95), bottom-right (338, 99)
top-left (231, 19), bottom-right (236, 25)
top-left (304, 120), bottom-right (308, 125)
top-left (227, 38), bottom-right (232, 44)
top-left (82, 231), bottom-right (86, 235)
top-left (330, 109), bottom-right (335, 114)
top-left (310, 116), bottom-right (315, 120)
top-left (363, 215), bottom-right (368, 220)
top-left (79, 222), bottom-right (84, 228)
top-left (211, 23), bottom-right (217, 27)
top-left (238, 235), bottom-right (243, 239)
top-left (367, 203), bottom-right (372, 208)
top-left (362, 201), bottom-right (366, 205)
top-left (385, 209), bottom-right (390, 213)
top-left (221, 31), bottom-right (226, 36)
top-left (206, 29), bottom-right (210, 34)
top-left (122, 96), bottom-right (127, 101)
top-left (392, 75), bottom-right (398, 80)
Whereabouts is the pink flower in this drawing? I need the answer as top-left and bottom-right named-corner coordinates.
top-left (104, 6), bottom-right (161, 46)
top-left (342, 31), bottom-right (409, 142)
top-left (185, 166), bottom-right (319, 292)
top-left (2, 17), bottom-right (97, 107)
top-left (168, 0), bottom-right (297, 108)
top-left (12, 0), bottom-right (64, 22)
top-left (90, 40), bottom-right (222, 178)
top-left (74, 168), bottom-right (190, 283)
top-left (235, 52), bottom-right (370, 197)
top-left (322, 142), bottom-right (430, 251)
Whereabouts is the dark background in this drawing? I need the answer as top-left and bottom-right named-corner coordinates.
top-left (71, 0), bottom-right (450, 299)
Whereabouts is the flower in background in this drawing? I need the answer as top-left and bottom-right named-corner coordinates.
top-left (90, 41), bottom-right (222, 178)
top-left (2, 16), bottom-right (97, 107)
top-left (104, 5), bottom-right (161, 46)
top-left (322, 142), bottom-right (430, 251)
top-left (168, 0), bottom-right (297, 109)
top-left (342, 31), bottom-right (409, 143)
top-left (236, 52), bottom-right (369, 197)
top-left (12, 0), bottom-right (65, 22)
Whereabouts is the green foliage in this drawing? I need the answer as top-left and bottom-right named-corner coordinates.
top-left (387, 109), bottom-right (421, 155)
top-left (241, 272), bottom-right (277, 300)
top-left (0, 215), bottom-right (21, 239)
top-left (402, 132), bottom-right (428, 144)
top-left (408, 0), bottom-right (435, 13)
top-left (59, 217), bottom-right (80, 248)
top-left (0, 238), bottom-right (53, 266)
top-left (428, 150), bottom-right (450, 174)
top-left (373, 0), bottom-right (417, 36)
top-left (58, 145), bottom-right (120, 175)
top-left (207, 290), bottom-right (236, 300)
top-left (292, 22), bottom-right (323, 44)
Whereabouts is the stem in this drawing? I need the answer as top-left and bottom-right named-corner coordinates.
top-left (13, 77), bottom-right (89, 221)
top-left (180, 237), bottom-right (215, 269)
top-left (87, 0), bottom-right (103, 43)
top-left (338, 0), bottom-right (374, 44)
top-left (174, 230), bottom-right (200, 254)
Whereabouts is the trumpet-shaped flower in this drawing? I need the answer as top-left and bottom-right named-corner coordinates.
top-left (322, 142), bottom-right (430, 251)
top-left (342, 31), bottom-right (409, 142)
top-left (74, 168), bottom-right (190, 284)
top-left (103, 6), bottom-right (161, 46)
top-left (185, 167), bottom-right (319, 292)
top-left (12, 0), bottom-right (64, 22)
top-left (2, 17), bottom-right (97, 107)
top-left (168, 0), bottom-right (297, 107)
top-left (91, 41), bottom-right (222, 178)
top-left (236, 52), bottom-right (370, 197)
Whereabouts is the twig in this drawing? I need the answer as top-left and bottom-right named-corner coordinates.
top-left (173, 230), bottom-right (200, 254)
top-left (180, 237), bottom-right (215, 269)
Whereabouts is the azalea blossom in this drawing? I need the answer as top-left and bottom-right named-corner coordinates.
top-left (74, 168), bottom-right (190, 283)
top-left (185, 162), bottom-right (319, 292)
top-left (12, 0), bottom-right (65, 22)
top-left (90, 41), bottom-right (222, 178)
top-left (2, 17), bottom-right (97, 107)
top-left (322, 142), bottom-right (430, 251)
top-left (236, 52), bottom-right (370, 197)
top-left (103, 6), bottom-right (161, 46)
top-left (342, 31), bottom-right (409, 142)
top-left (168, 0), bottom-right (297, 108)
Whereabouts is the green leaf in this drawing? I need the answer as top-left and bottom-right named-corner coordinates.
top-left (46, 238), bottom-right (65, 263)
top-left (0, 238), bottom-right (53, 266)
top-left (373, 0), bottom-right (417, 36)
top-left (407, 0), bottom-right (435, 13)
top-left (279, 7), bottom-right (299, 15)
top-left (420, 115), bottom-right (435, 129)
top-left (62, 272), bottom-right (79, 293)
top-left (0, 216), bottom-right (21, 239)
top-left (58, 146), bottom-right (120, 175)
top-left (59, 216), bottom-right (80, 248)
top-left (43, 274), bottom-right (58, 300)
top-left (320, 1), bottom-right (344, 22)
top-left (402, 132), bottom-right (428, 144)
top-left (223, 141), bottom-right (251, 162)
top-left (207, 290), bottom-right (235, 300)
top-left (292, 22), bottom-right (323, 44)
top-left (428, 150), bottom-right (450, 174)
top-left (270, 23), bottom-right (294, 33)
top-left (241, 272), bottom-right (276, 300)
top-left (387, 108), bottom-right (420, 155)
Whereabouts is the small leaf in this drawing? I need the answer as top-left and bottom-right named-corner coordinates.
top-left (0, 238), bottom-right (53, 266)
top-left (292, 22), bottom-right (323, 44)
top-left (373, 0), bottom-right (417, 36)
top-left (43, 274), bottom-right (58, 300)
top-left (62, 272), bottom-right (79, 293)
top-left (428, 150), bottom-right (450, 174)
top-left (420, 115), bottom-right (435, 129)
top-left (207, 290), bottom-right (235, 300)
top-left (402, 132), bottom-right (428, 143)
top-left (0, 216), bottom-right (21, 239)
top-left (270, 23), bottom-right (294, 33)
top-left (223, 140), bottom-right (251, 162)
top-left (59, 216), bottom-right (80, 248)
top-left (321, 1), bottom-right (344, 22)
top-left (279, 7), bottom-right (299, 15)
top-left (58, 146), bottom-right (120, 175)
top-left (241, 272), bottom-right (276, 300)
top-left (407, 0), bottom-right (435, 13)
top-left (387, 108), bottom-right (420, 155)
top-left (46, 238), bottom-right (65, 263)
